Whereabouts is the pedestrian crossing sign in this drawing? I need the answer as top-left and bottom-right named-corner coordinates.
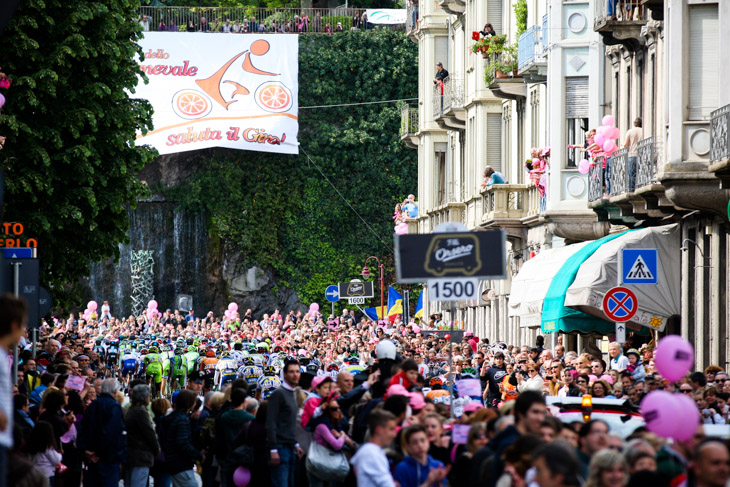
top-left (621, 248), bottom-right (658, 284)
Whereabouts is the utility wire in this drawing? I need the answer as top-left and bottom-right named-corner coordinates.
top-left (299, 145), bottom-right (394, 254)
top-left (300, 97), bottom-right (417, 109)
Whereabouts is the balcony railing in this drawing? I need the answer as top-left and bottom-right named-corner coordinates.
top-left (542, 14), bottom-right (548, 54)
top-left (433, 82), bottom-right (443, 119)
top-left (518, 26), bottom-right (540, 71)
top-left (442, 76), bottom-right (464, 114)
top-left (482, 184), bottom-right (529, 223)
top-left (400, 104), bottom-right (418, 137)
top-left (594, 0), bottom-right (644, 24)
top-left (608, 147), bottom-right (631, 197)
top-left (710, 104), bottom-right (730, 164)
top-left (406, 1), bottom-right (418, 34)
top-left (588, 160), bottom-right (604, 203)
top-left (137, 6), bottom-right (404, 33)
top-left (636, 136), bottom-right (662, 188)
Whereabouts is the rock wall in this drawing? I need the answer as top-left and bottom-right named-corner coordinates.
top-left (82, 154), bottom-right (303, 317)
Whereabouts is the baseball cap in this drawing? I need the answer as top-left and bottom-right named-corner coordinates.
top-left (436, 62), bottom-right (443, 66)
top-left (311, 376), bottom-right (332, 390)
top-left (464, 331), bottom-right (474, 337)
top-left (464, 402), bottom-right (482, 413)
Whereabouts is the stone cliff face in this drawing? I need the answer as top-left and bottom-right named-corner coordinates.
top-left (81, 154), bottom-right (303, 317)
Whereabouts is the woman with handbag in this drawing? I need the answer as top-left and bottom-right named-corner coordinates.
top-left (306, 396), bottom-right (357, 487)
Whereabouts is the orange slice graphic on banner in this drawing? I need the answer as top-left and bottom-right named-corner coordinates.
top-left (172, 90), bottom-right (213, 120)
top-left (254, 82), bottom-right (293, 113)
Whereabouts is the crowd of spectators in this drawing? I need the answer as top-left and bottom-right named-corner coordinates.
top-left (3, 292), bottom-right (730, 487)
top-left (394, 194), bottom-right (419, 234)
top-left (138, 11), bottom-right (372, 35)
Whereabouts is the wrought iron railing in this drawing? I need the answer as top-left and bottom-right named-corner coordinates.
top-left (609, 147), bottom-right (630, 196)
top-left (594, 0), bottom-right (643, 25)
top-left (400, 104), bottom-right (419, 138)
top-left (433, 82), bottom-right (443, 119)
top-left (137, 6), bottom-right (404, 33)
top-left (406, 1), bottom-right (418, 33)
top-left (636, 136), bottom-right (662, 188)
top-left (441, 76), bottom-right (464, 114)
top-left (710, 104), bottom-right (730, 164)
top-left (588, 159), bottom-right (604, 202)
top-left (518, 26), bottom-right (539, 71)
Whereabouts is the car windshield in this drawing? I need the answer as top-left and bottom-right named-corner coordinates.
top-left (555, 411), bottom-right (645, 439)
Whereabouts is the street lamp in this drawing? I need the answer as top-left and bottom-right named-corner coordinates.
top-left (362, 256), bottom-right (385, 321)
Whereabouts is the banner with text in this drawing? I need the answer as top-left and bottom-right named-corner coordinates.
top-left (134, 33), bottom-right (298, 155)
top-left (365, 9), bottom-right (406, 24)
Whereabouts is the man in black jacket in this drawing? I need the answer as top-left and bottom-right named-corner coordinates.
top-left (78, 378), bottom-right (127, 487)
top-left (163, 389), bottom-right (203, 487)
top-left (267, 359), bottom-right (302, 487)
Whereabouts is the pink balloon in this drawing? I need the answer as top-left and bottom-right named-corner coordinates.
top-left (233, 466), bottom-right (251, 487)
top-left (608, 127), bottom-right (620, 140)
top-left (228, 302), bottom-right (238, 312)
top-left (148, 300), bottom-right (158, 310)
top-left (602, 115), bottom-right (615, 127)
top-left (596, 125), bottom-right (608, 137)
top-left (0, 93), bottom-right (5, 109)
top-left (655, 335), bottom-right (695, 382)
top-left (641, 391), bottom-right (681, 439)
top-left (673, 393), bottom-right (701, 441)
top-left (309, 302), bottom-right (320, 312)
top-left (594, 134), bottom-right (606, 146)
top-left (603, 140), bottom-right (617, 153)
top-left (605, 147), bottom-right (617, 157)
top-left (87, 301), bottom-right (98, 311)
top-left (578, 159), bottom-right (590, 174)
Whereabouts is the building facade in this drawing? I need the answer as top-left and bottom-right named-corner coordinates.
top-left (403, 0), bottom-right (730, 363)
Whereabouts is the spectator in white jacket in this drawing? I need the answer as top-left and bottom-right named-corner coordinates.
top-left (516, 364), bottom-right (545, 393)
top-left (28, 421), bottom-right (63, 484)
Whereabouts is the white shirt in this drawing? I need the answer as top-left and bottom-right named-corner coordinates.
top-left (0, 347), bottom-right (12, 447)
top-left (350, 442), bottom-right (396, 487)
top-left (610, 354), bottom-right (629, 371)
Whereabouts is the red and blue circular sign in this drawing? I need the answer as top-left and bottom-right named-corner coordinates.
top-left (602, 286), bottom-right (638, 322)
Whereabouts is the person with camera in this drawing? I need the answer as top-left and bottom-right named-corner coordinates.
top-left (516, 363), bottom-right (544, 393)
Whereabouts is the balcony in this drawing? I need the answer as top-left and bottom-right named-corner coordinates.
top-left (486, 53), bottom-right (526, 100)
top-left (433, 76), bottom-right (465, 130)
top-left (400, 104), bottom-right (419, 149)
top-left (426, 202), bottom-right (466, 231)
top-left (588, 136), bottom-right (673, 223)
top-left (709, 104), bottom-right (730, 188)
top-left (593, 0), bottom-right (646, 51)
top-left (641, 0), bottom-right (664, 21)
top-left (438, 0), bottom-right (464, 16)
top-left (406, 1), bottom-right (418, 42)
top-left (517, 25), bottom-right (547, 83)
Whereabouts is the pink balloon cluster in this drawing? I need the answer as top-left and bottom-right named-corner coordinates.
top-left (83, 300), bottom-right (98, 321)
top-left (596, 115), bottom-right (621, 157)
top-left (224, 302), bottom-right (238, 320)
top-left (309, 302), bottom-right (320, 319)
top-left (147, 299), bottom-right (160, 321)
top-left (641, 390), bottom-right (699, 441)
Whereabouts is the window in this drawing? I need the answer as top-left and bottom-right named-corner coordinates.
top-left (566, 118), bottom-right (588, 168)
top-left (626, 64), bottom-right (631, 129)
top-left (517, 99), bottom-right (525, 183)
top-left (503, 104), bottom-right (512, 181)
top-left (487, 113), bottom-right (503, 173)
top-left (530, 88), bottom-right (540, 148)
top-left (688, 4), bottom-right (719, 120)
top-left (614, 71), bottom-right (620, 129)
top-left (637, 57), bottom-right (644, 124)
top-left (436, 148), bottom-right (446, 205)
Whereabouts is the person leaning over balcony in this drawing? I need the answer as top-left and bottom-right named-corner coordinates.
top-left (481, 166), bottom-right (506, 188)
top-left (624, 117), bottom-right (643, 188)
top-left (480, 23), bottom-right (496, 38)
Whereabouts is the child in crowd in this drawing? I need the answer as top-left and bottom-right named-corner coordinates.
top-left (625, 349), bottom-right (646, 382)
top-left (389, 358), bottom-right (419, 391)
top-left (394, 424), bottom-right (450, 487)
top-left (28, 421), bottom-right (63, 486)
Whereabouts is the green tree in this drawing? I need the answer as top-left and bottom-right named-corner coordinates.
top-left (170, 29), bottom-right (416, 305)
top-left (0, 0), bottom-right (157, 306)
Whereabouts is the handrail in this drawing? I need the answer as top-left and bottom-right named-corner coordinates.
top-left (588, 159), bottom-right (604, 202)
top-left (609, 147), bottom-right (630, 196)
top-left (636, 136), bottom-right (662, 188)
top-left (710, 104), bottom-right (730, 164)
top-left (400, 104), bottom-right (419, 137)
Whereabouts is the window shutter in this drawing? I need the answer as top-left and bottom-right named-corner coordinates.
top-left (688, 4), bottom-right (718, 121)
top-left (487, 113), bottom-right (502, 173)
top-left (488, 0), bottom-right (503, 35)
top-left (565, 77), bottom-right (589, 118)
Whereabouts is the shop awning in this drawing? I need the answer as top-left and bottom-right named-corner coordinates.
top-left (564, 224), bottom-right (680, 332)
top-left (508, 241), bottom-right (593, 328)
top-left (540, 231), bottom-right (633, 336)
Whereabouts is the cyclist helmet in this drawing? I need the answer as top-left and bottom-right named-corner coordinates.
top-left (206, 350), bottom-right (216, 358)
top-left (221, 351), bottom-right (231, 358)
top-left (306, 364), bottom-right (319, 375)
top-left (345, 355), bottom-right (359, 364)
top-left (148, 346), bottom-right (159, 354)
top-left (264, 365), bottom-right (277, 376)
top-left (243, 357), bottom-right (256, 366)
top-left (174, 347), bottom-right (184, 355)
top-left (233, 342), bottom-right (243, 351)
top-left (186, 337), bottom-right (194, 345)
top-left (326, 363), bottom-right (340, 373)
top-left (187, 345), bottom-right (197, 353)
top-left (140, 349), bottom-right (149, 356)
top-left (429, 377), bottom-right (444, 387)
top-left (299, 357), bottom-right (311, 367)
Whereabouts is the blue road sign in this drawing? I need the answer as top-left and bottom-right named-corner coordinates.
top-left (325, 285), bottom-right (340, 303)
top-left (622, 248), bottom-right (658, 284)
top-left (2, 248), bottom-right (33, 259)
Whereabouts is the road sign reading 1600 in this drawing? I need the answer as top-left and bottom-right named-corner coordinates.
top-left (394, 230), bottom-right (507, 283)
top-left (338, 281), bottom-right (374, 299)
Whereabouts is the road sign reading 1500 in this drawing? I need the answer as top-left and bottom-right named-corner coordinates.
top-left (394, 230), bottom-right (507, 283)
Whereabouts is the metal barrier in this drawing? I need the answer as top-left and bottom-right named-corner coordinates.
top-left (710, 104), bottom-right (730, 164)
top-left (636, 136), bottom-right (661, 188)
top-left (518, 26), bottom-right (538, 71)
top-left (137, 6), bottom-right (404, 33)
top-left (433, 82), bottom-right (443, 119)
top-left (441, 76), bottom-right (463, 114)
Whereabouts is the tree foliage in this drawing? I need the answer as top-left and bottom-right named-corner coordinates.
top-left (0, 0), bottom-right (157, 306)
top-left (169, 29), bottom-right (417, 305)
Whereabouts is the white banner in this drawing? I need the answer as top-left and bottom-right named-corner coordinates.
top-left (133, 33), bottom-right (298, 155)
top-left (365, 9), bottom-right (407, 24)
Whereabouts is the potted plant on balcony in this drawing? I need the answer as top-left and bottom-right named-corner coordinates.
top-left (503, 43), bottom-right (519, 77)
top-left (471, 37), bottom-right (491, 58)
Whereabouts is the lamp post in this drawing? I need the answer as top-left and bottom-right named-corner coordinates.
top-left (361, 256), bottom-right (385, 321)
